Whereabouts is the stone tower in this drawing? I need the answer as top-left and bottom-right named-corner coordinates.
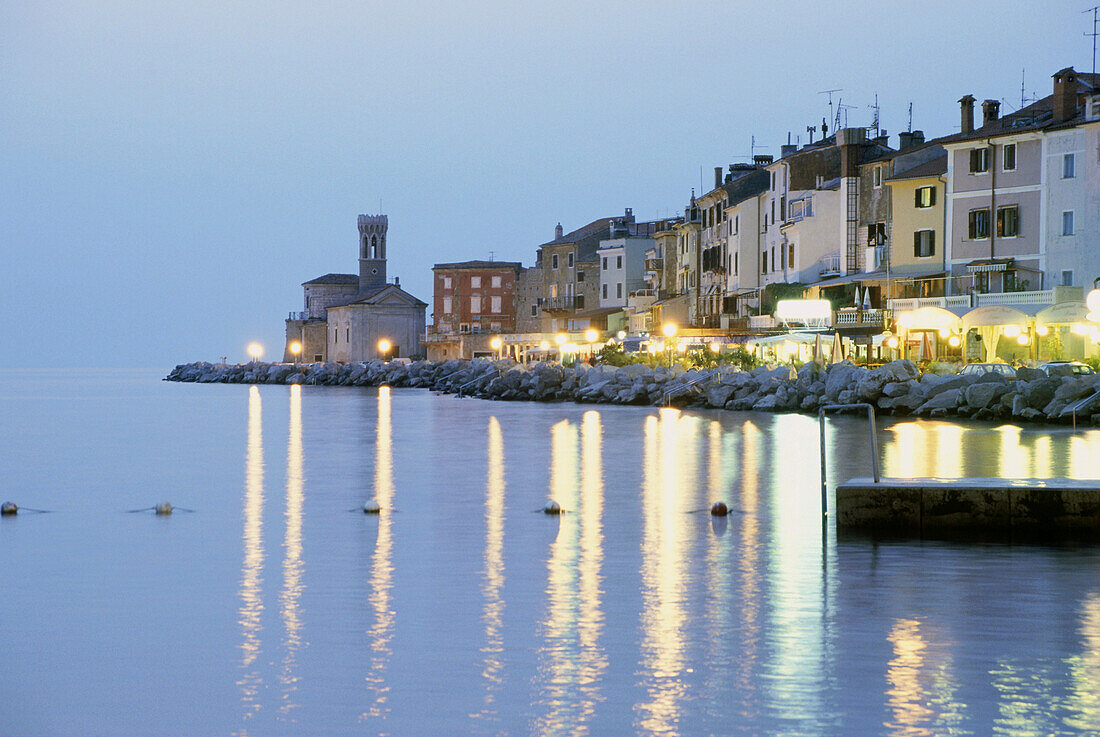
top-left (358, 214), bottom-right (388, 292)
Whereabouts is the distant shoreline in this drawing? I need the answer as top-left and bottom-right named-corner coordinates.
top-left (166, 359), bottom-right (1100, 427)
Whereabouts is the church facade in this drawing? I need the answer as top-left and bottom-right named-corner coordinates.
top-left (284, 214), bottom-right (427, 362)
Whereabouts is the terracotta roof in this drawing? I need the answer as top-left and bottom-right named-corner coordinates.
top-left (302, 273), bottom-right (358, 286)
top-left (329, 283), bottom-right (428, 308)
top-left (538, 217), bottom-right (617, 247)
top-left (887, 154), bottom-right (948, 182)
top-left (432, 260), bottom-right (523, 271)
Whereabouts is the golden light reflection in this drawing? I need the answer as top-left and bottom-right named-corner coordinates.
top-left (362, 385), bottom-right (395, 720)
top-left (1033, 435), bottom-right (1053, 479)
top-left (279, 384), bottom-right (304, 717)
top-left (238, 384), bottom-right (265, 719)
top-left (577, 411), bottom-right (607, 719)
top-left (885, 619), bottom-right (934, 736)
top-left (734, 421), bottom-right (762, 715)
top-left (885, 423), bottom-right (964, 479)
top-left (702, 421), bottom-right (736, 702)
top-left (1066, 593), bottom-right (1100, 731)
top-left (1070, 431), bottom-right (1100, 480)
top-left (636, 408), bottom-right (696, 734)
top-left (997, 426), bottom-right (1028, 480)
top-left (476, 417), bottom-right (506, 724)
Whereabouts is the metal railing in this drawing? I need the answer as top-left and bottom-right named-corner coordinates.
top-left (818, 403), bottom-right (880, 520)
top-left (662, 373), bottom-right (714, 405)
top-left (288, 311), bottom-right (308, 320)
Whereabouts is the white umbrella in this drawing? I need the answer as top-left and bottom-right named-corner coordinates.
top-left (830, 332), bottom-right (845, 364)
top-left (862, 288), bottom-right (871, 310)
top-left (853, 286), bottom-right (861, 308)
top-left (813, 333), bottom-right (822, 363)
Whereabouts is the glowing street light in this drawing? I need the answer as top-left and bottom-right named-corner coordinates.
top-left (584, 329), bottom-right (598, 343)
top-left (617, 330), bottom-right (626, 341)
top-left (289, 341), bottom-right (302, 364)
top-left (247, 342), bottom-right (263, 362)
top-left (377, 338), bottom-right (392, 360)
top-left (490, 336), bottom-right (503, 359)
top-left (948, 335), bottom-right (961, 348)
top-left (662, 323), bottom-right (678, 338)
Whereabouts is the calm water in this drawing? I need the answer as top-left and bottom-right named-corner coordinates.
top-left (4, 369), bottom-right (1100, 736)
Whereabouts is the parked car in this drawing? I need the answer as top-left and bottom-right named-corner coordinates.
top-left (959, 363), bottom-right (1017, 378)
top-left (1039, 361), bottom-right (1095, 376)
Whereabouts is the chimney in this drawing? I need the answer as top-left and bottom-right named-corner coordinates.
top-left (912, 130), bottom-right (925, 146)
top-left (959, 95), bottom-right (975, 134)
top-left (837, 127), bottom-right (866, 178)
top-left (394, 276), bottom-right (400, 288)
top-left (872, 130), bottom-right (889, 147)
top-left (714, 166), bottom-right (723, 189)
top-left (1053, 67), bottom-right (1078, 122)
top-left (554, 222), bottom-right (563, 239)
top-left (780, 144), bottom-right (797, 158)
top-left (981, 99), bottom-right (1000, 127)
top-left (898, 131), bottom-right (914, 149)
top-left (753, 154), bottom-right (774, 167)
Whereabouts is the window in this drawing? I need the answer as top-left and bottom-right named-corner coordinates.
top-left (771, 200), bottom-right (775, 222)
top-left (576, 270), bottom-right (584, 282)
top-left (549, 284), bottom-right (557, 298)
top-left (602, 257), bottom-right (608, 270)
top-left (762, 252), bottom-right (768, 273)
top-left (490, 296), bottom-right (501, 313)
top-left (567, 252), bottom-right (574, 267)
top-left (968, 208), bottom-right (990, 239)
top-left (788, 245), bottom-right (794, 268)
top-left (616, 283), bottom-right (623, 299)
top-left (574, 295), bottom-right (584, 309)
top-left (915, 186), bottom-right (936, 208)
top-left (1063, 211), bottom-right (1075, 235)
top-left (970, 147), bottom-right (990, 173)
top-left (442, 276), bottom-right (452, 289)
top-left (872, 167), bottom-right (882, 187)
top-left (913, 230), bottom-right (935, 258)
top-left (1003, 143), bottom-right (1016, 171)
top-left (996, 205), bottom-right (1019, 237)
top-left (552, 254), bottom-right (559, 269)
top-left (470, 276), bottom-right (481, 288)
top-left (346, 328), bottom-right (349, 342)
top-left (734, 253), bottom-right (738, 275)
top-left (616, 255), bottom-right (622, 269)
top-left (442, 296), bottom-right (452, 314)
top-left (1064, 153), bottom-right (1076, 178)
top-left (471, 296), bottom-right (481, 313)
top-left (531, 305), bottom-right (538, 316)
top-left (1063, 270), bottom-right (1074, 287)
top-left (780, 196), bottom-right (786, 221)
top-left (602, 283), bottom-right (608, 299)
top-left (867, 222), bottom-right (887, 246)
top-left (491, 275), bottom-right (501, 288)
top-left (734, 215), bottom-right (739, 234)
top-left (334, 329), bottom-right (338, 344)
top-left (771, 247), bottom-right (776, 271)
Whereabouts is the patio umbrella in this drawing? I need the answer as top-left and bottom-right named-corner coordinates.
top-left (921, 331), bottom-right (934, 361)
top-left (862, 288), bottom-right (872, 310)
top-left (813, 333), bottom-right (822, 363)
top-left (853, 286), bottom-right (861, 308)
top-left (830, 331), bottom-right (845, 364)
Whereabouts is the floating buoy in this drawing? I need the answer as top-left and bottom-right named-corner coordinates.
top-left (155, 502), bottom-right (173, 515)
top-left (1, 501), bottom-right (17, 516)
top-left (363, 499), bottom-right (381, 514)
top-left (543, 500), bottom-right (562, 515)
top-left (710, 501), bottom-right (729, 517)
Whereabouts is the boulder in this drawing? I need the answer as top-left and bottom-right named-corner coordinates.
top-left (1015, 366), bottom-right (1045, 382)
top-left (964, 382), bottom-right (1000, 410)
top-left (924, 375), bottom-right (970, 399)
top-left (825, 361), bottom-right (862, 401)
top-left (706, 384), bottom-right (736, 408)
top-left (916, 388), bottom-right (962, 413)
top-left (1025, 378), bottom-right (1061, 410)
top-left (881, 381), bottom-right (911, 398)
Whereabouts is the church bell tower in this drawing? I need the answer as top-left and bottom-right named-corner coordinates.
top-left (357, 214), bottom-right (388, 292)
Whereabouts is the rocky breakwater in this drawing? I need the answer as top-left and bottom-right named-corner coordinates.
top-left (165, 359), bottom-right (1100, 425)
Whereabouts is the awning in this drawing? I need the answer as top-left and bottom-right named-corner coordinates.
top-left (746, 331), bottom-right (823, 347)
top-left (962, 304), bottom-right (1031, 330)
top-left (1036, 301), bottom-right (1089, 325)
top-left (896, 306), bottom-right (962, 331)
top-left (966, 258), bottom-right (1013, 273)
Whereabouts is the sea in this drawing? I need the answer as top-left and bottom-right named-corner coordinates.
top-left (4, 368), bottom-right (1100, 736)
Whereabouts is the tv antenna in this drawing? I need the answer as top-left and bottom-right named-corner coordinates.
top-left (907, 102), bottom-right (913, 132)
top-left (806, 124), bottom-right (817, 144)
top-left (836, 101), bottom-right (855, 131)
top-left (819, 88), bottom-right (842, 135)
top-left (1087, 6), bottom-right (1100, 75)
top-left (868, 93), bottom-right (881, 137)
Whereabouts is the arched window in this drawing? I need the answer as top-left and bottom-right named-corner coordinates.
top-left (370, 234), bottom-right (378, 259)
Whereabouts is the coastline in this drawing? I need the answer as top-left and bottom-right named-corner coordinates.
top-left (166, 358), bottom-right (1100, 426)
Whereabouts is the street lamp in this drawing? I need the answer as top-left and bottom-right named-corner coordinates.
top-left (661, 323), bottom-right (677, 368)
top-left (555, 333), bottom-right (568, 364)
top-left (289, 341), bottom-right (302, 364)
top-left (490, 336), bottom-right (503, 359)
top-left (247, 342), bottom-right (263, 363)
top-left (584, 329), bottom-right (598, 361)
top-left (377, 338), bottom-right (392, 361)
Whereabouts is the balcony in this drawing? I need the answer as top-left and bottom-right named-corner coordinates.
top-left (540, 295), bottom-right (584, 313)
top-left (819, 253), bottom-right (841, 278)
top-left (835, 308), bottom-right (886, 328)
top-left (288, 311), bottom-right (308, 321)
top-left (644, 257), bottom-right (663, 272)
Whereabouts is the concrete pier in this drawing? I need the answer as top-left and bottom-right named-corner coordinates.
top-left (837, 477), bottom-right (1100, 538)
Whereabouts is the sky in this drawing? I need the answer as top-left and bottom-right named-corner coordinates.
top-left (0, 0), bottom-right (1087, 367)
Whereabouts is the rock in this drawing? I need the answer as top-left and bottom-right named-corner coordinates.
top-left (917, 388), bottom-right (962, 413)
top-left (1053, 378), bottom-right (1092, 403)
top-left (924, 375), bottom-right (970, 399)
top-left (836, 389), bottom-right (856, 404)
top-left (1015, 366), bottom-right (1045, 382)
top-left (706, 384), bottom-right (735, 408)
top-left (824, 361), bottom-right (862, 401)
top-left (1018, 407), bottom-right (1045, 421)
top-left (881, 381), bottom-right (911, 398)
top-left (1025, 378), bottom-right (1061, 410)
top-left (964, 383), bottom-right (1000, 410)
top-left (1060, 387), bottom-right (1100, 418)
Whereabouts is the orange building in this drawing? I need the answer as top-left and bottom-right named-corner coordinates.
top-left (432, 260), bottom-right (523, 334)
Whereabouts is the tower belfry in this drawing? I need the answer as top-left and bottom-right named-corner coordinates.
top-left (357, 214), bottom-right (388, 291)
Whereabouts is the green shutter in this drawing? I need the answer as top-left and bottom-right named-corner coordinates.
top-left (914, 231), bottom-right (920, 258)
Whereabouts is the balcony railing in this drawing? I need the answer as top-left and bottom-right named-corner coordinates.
top-left (820, 253), bottom-right (841, 277)
top-left (835, 308), bottom-right (886, 327)
top-left (288, 311), bottom-right (308, 320)
top-left (644, 258), bottom-right (663, 272)
top-left (540, 295), bottom-right (584, 312)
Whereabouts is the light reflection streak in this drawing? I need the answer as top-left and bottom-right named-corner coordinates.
top-left (734, 421), bottom-right (762, 719)
top-left (1070, 431), bottom-right (1100, 480)
top-left (701, 421), bottom-right (736, 710)
top-left (361, 386), bottom-right (394, 721)
top-left (635, 408), bottom-right (695, 735)
top-left (1066, 593), bottom-right (1100, 731)
top-left (238, 385), bottom-right (265, 720)
top-left (884, 619), bottom-right (934, 736)
top-left (279, 384), bottom-right (304, 717)
top-left (885, 423), bottom-right (964, 478)
top-left (534, 419), bottom-right (583, 736)
top-left (997, 426), bottom-right (1027, 480)
top-left (577, 411), bottom-right (607, 722)
top-left (475, 417), bottom-right (506, 725)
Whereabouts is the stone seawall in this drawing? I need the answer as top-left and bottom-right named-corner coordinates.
top-left (165, 359), bottom-right (1100, 425)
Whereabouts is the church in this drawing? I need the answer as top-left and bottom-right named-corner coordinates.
top-left (283, 214), bottom-right (427, 362)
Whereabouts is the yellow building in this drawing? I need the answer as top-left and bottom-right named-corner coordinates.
top-left (883, 153), bottom-right (948, 300)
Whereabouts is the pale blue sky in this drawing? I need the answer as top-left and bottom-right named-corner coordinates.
top-left (0, 0), bottom-right (1084, 366)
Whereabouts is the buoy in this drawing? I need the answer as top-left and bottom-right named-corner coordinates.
top-left (363, 499), bottom-right (381, 514)
top-left (710, 501), bottom-right (729, 517)
top-left (155, 502), bottom-right (173, 515)
top-left (543, 500), bottom-right (562, 515)
top-left (1, 501), bottom-right (17, 516)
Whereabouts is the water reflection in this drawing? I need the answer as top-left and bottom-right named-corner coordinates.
top-left (279, 384), bottom-right (304, 717)
top-left (1070, 431), bottom-right (1100, 480)
top-left (883, 619), bottom-right (964, 736)
top-left (238, 385), bottom-right (265, 720)
top-left (636, 408), bottom-right (697, 735)
top-left (735, 420), bottom-right (762, 720)
top-left (362, 386), bottom-right (394, 721)
top-left (701, 421), bottom-right (735, 713)
top-left (476, 417), bottom-right (506, 726)
top-left (534, 416), bottom-right (606, 736)
top-left (1067, 593), bottom-right (1100, 731)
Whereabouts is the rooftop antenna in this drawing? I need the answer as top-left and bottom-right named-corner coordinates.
top-left (1087, 6), bottom-right (1100, 75)
top-left (819, 88), bottom-right (842, 135)
top-left (489, 250), bottom-right (495, 262)
top-left (907, 102), bottom-right (913, 132)
top-left (806, 125), bottom-right (817, 144)
top-left (869, 93), bottom-right (881, 137)
top-left (836, 100), bottom-right (855, 130)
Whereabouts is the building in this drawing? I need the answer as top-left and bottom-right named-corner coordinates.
top-left (284, 214), bottom-right (427, 362)
top-left (431, 260), bottom-right (523, 334)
